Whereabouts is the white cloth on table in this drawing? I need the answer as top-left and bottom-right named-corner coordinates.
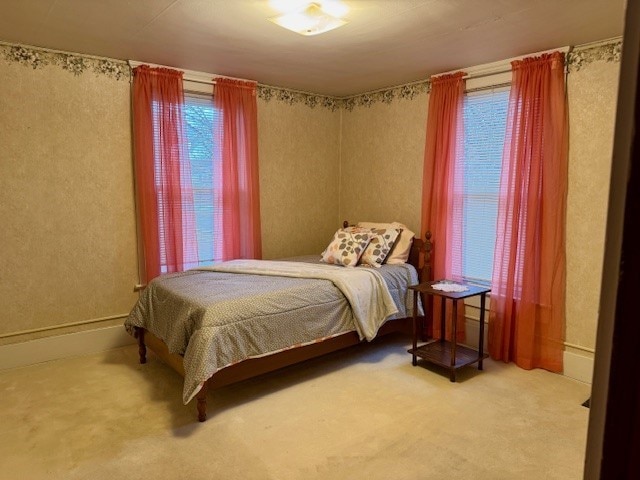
top-left (431, 282), bottom-right (469, 293)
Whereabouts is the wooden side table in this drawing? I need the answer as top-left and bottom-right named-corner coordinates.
top-left (408, 281), bottom-right (490, 382)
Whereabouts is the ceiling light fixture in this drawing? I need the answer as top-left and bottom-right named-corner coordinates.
top-left (269, 1), bottom-right (349, 36)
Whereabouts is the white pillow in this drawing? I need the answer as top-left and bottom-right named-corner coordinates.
top-left (356, 222), bottom-right (415, 264)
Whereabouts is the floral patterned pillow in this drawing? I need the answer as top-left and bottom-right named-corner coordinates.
top-left (356, 222), bottom-right (415, 264)
top-left (355, 228), bottom-right (401, 268)
top-left (321, 228), bottom-right (373, 267)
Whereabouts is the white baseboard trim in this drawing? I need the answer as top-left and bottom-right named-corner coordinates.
top-left (461, 317), bottom-right (594, 384)
top-left (0, 317), bottom-right (597, 384)
top-left (460, 317), bottom-right (489, 352)
top-left (562, 350), bottom-right (594, 384)
top-left (0, 325), bottom-right (136, 371)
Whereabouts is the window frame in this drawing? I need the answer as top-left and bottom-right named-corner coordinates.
top-left (182, 92), bottom-right (223, 268)
top-left (457, 85), bottom-right (511, 287)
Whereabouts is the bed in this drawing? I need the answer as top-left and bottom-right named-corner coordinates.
top-left (126, 221), bottom-right (433, 421)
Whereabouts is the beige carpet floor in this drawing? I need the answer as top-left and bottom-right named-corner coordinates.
top-left (0, 334), bottom-right (590, 480)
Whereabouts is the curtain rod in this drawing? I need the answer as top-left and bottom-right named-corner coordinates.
top-left (127, 60), bottom-right (256, 86)
top-left (441, 45), bottom-right (572, 82)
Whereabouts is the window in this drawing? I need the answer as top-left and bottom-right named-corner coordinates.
top-left (153, 94), bottom-right (222, 272)
top-left (458, 88), bottom-right (509, 285)
top-left (183, 95), bottom-right (221, 267)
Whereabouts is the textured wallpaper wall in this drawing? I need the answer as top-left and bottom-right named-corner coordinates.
top-left (565, 51), bottom-right (620, 355)
top-left (257, 94), bottom-right (341, 259)
top-left (339, 88), bottom-right (428, 236)
top-left (0, 45), bottom-right (138, 344)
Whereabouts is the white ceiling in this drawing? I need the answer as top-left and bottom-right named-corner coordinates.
top-left (0, 0), bottom-right (625, 96)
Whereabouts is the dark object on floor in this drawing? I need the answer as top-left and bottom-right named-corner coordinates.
top-left (583, 398), bottom-right (591, 408)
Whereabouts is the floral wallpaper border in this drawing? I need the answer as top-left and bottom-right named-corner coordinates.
top-left (340, 80), bottom-right (431, 111)
top-left (257, 79), bottom-right (431, 111)
top-left (257, 85), bottom-right (342, 111)
top-left (1, 42), bottom-right (130, 81)
top-left (2, 38), bottom-right (622, 106)
top-left (567, 39), bottom-right (622, 73)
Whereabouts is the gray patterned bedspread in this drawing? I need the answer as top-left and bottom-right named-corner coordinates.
top-left (125, 255), bottom-right (420, 404)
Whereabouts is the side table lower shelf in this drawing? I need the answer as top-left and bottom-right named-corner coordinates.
top-left (408, 341), bottom-right (489, 382)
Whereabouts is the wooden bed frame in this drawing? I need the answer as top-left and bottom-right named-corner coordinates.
top-left (134, 222), bottom-right (433, 421)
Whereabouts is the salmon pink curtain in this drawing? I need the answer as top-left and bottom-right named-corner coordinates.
top-left (488, 52), bottom-right (568, 371)
top-left (213, 78), bottom-right (262, 260)
top-left (420, 72), bottom-right (466, 342)
top-left (132, 65), bottom-right (197, 283)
